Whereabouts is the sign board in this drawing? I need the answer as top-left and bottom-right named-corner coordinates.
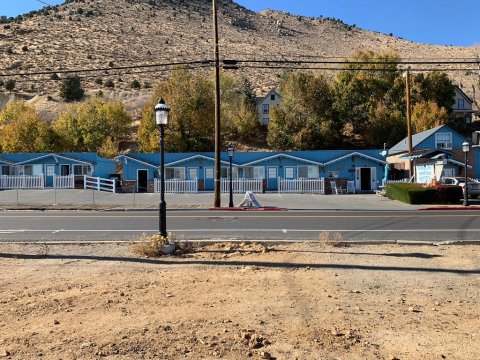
top-left (238, 191), bottom-right (262, 208)
top-left (415, 164), bottom-right (434, 184)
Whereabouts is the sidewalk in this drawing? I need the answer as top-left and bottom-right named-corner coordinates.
top-left (0, 189), bottom-right (424, 211)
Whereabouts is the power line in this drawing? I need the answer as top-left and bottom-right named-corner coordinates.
top-left (35, 0), bottom-right (53, 7)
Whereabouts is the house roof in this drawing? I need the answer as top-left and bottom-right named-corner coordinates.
top-left (454, 85), bottom-right (473, 104)
top-left (14, 153), bottom-right (95, 166)
top-left (399, 148), bottom-right (453, 160)
top-left (0, 157), bottom-right (15, 165)
top-left (389, 125), bottom-right (447, 155)
top-left (116, 153), bottom-right (238, 168)
top-left (241, 153), bottom-right (323, 167)
top-left (323, 151), bottom-right (387, 166)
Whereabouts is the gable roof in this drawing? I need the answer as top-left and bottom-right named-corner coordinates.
top-left (454, 85), bottom-right (473, 104)
top-left (0, 156), bottom-right (15, 165)
top-left (166, 154), bottom-right (237, 167)
top-left (241, 153), bottom-right (323, 167)
top-left (323, 151), bottom-right (387, 166)
top-left (14, 153), bottom-right (95, 166)
top-left (389, 125), bottom-right (448, 155)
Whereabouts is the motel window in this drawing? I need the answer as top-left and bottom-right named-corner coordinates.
top-left (285, 167), bottom-right (294, 179)
top-left (244, 166), bottom-right (264, 179)
top-left (328, 171), bottom-right (340, 178)
top-left (262, 104), bottom-right (269, 114)
top-left (221, 166), bottom-right (238, 178)
top-left (1, 166), bottom-right (10, 175)
top-left (165, 167), bottom-right (185, 180)
top-left (24, 165), bottom-right (33, 176)
top-left (60, 165), bottom-right (70, 176)
top-left (205, 168), bottom-right (214, 179)
top-left (435, 132), bottom-right (452, 149)
top-left (73, 165), bottom-right (92, 176)
top-left (297, 165), bottom-right (319, 179)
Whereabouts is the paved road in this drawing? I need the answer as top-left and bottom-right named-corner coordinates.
top-left (0, 210), bottom-right (480, 242)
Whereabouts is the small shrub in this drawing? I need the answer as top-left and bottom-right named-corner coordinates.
top-left (50, 73), bottom-right (60, 80)
top-left (59, 74), bottom-right (84, 101)
top-left (5, 79), bottom-right (16, 92)
top-left (108, 61), bottom-right (114, 67)
top-left (104, 79), bottom-right (114, 88)
top-left (22, 45), bottom-right (29, 52)
top-left (131, 233), bottom-right (176, 257)
top-left (130, 79), bottom-right (141, 89)
top-left (6, 47), bottom-right (13, 55)
top-left (94, 78), bottom-right (103, 85)
top-left (318, 231), bottom-right (345, 247)
top-left (47, 95), bottom-right (54, 101)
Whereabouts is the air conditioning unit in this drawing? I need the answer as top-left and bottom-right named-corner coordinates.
top-left (439, 142), bottom-right (452, 149)
top-left (473, 131), bottom-right (480, 145)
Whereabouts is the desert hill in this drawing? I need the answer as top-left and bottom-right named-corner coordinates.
top-left (1, 0), bottom-right (479, 118)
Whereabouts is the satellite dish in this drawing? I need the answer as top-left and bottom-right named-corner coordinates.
top-left (380, 150), bottom-right (387, 157)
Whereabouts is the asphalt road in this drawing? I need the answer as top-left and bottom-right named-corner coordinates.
top-left (1, 210), bottom-right (480, 243)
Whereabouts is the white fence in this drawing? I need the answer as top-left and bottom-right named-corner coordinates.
top-left (154, 178), bottom-right (198, 194)
top-left (84, 175), bottom-right (116, 193)
top-left (0, 175), bottom-right (44, 189)
top-left (54, 175), bottom-right (74, 189)
top-left (221, 178), bottom-right (263, 193)
top-left (278, 177), bottom-right (325, 194)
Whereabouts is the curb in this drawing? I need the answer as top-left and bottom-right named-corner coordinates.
top-left (209, 207), bottom-right (288, 211)
top-left (420, 206), bottom-right (480, 210)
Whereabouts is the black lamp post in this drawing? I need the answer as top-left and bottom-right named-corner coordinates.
top-left (227, 145), bottom-right (234, 208)
top-left (462, 140), bottom-right (470, 207)
top-left (155, 98), bottom-right (170, 237)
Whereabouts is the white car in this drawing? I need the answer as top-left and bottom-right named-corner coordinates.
top-left (439, 177), bottom-right (480, 198)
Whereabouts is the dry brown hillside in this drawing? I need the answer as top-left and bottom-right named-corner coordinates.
top-left (1, 0), bottom-right (479, 118)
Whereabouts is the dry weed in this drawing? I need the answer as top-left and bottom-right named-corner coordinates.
top-left (130, 232), bottom-right (175, 257)
top-left (318, 231), bottom-right (346, 247)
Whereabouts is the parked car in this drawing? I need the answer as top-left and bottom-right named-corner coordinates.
top-left (439, 177), bottom-right (480, 198)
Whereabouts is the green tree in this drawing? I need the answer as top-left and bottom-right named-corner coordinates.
top-left (220, 75), bottom-right (260, 143)
top-left (362, 102), bottom-right (405, 148)
top-left (137, 69), bottom-right (215, 152)
top-left (267, 71), bottom-right (340, 150)
top-left (411, 71), bottom-right (455, 114)
top-left (53, 99), bottom-right (131, 152)
top-left (333, 50), bottom-right (401, 135)
top-left (0, 103), bottom-right (55, 152)
top-left (60, 75), bottom-right (84, 101)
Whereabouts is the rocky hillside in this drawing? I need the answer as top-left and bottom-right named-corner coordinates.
top-left (1, 0), bottom-right (479, 117)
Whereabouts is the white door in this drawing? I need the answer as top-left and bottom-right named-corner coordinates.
top-left (370, 168), bottom-right (377, 190)
top-left (355, 168), bottom-right (361, 191)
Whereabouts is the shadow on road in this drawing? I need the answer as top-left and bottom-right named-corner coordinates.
top-left (0, 252), bottom-right (477, 275)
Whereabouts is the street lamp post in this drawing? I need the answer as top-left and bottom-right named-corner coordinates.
top-left (227, 145), bottom-right (234, 208)
top-left (155, 98), bottom-right (170, 237)
top-left (462, 140), bottom-right (470, 207)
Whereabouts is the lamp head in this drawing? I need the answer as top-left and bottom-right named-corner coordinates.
top-left (227, 145), bottom-right (234, 158)
top-left (154, 98), bottom-right (170, 126)
top-left (462, 140), bottom-right (470, 153)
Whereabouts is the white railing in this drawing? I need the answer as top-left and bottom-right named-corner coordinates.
top-left (154, 178), bottom-right (198, 193)
top-left (386, 179), bottom-right (409, 184)
top-left (0, 175), bottom-right (44, 189)
top-left (278, 177), bottom-right (325, 194)
top-left (220, 178), bottom-right (263, 193)
top-left (84, 175), bottom-right (116, 193)
top-left (54, 174), bottom-right (74, 189)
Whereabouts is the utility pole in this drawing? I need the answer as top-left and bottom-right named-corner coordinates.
top-left (405, 68), bottom-right (413, 180)
top-left (212, 0), bottom-right (221, 208)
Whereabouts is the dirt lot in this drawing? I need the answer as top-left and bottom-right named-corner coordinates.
top-left (0, 241), bottom-right (479, 360)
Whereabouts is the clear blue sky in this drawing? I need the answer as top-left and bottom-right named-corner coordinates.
top-left (1, 0), bottom-right (478, 47)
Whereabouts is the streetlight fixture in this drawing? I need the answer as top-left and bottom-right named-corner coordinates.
top-left (462, 140), bottom-right (470, 207)
top-left (227, 145), bottom-right (234, 207)
top-left (155, 98), bottom-right (170, 237)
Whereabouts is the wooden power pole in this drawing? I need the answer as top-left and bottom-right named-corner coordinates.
top-left (405, 68), bottom-right (413, 180)
top-left (212, 0), bottom-right (221, 207)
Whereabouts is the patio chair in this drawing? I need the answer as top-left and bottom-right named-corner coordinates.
top-left (330, 181), bottom-right (346, 194)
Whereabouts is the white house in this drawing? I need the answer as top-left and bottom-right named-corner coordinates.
top-left (256, 89), bottom-right (281, 126)
top-left (452, 85), bottom-right (475, 123)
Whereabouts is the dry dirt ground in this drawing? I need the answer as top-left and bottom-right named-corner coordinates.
top-left (0, 241), bottom-right (479, 360)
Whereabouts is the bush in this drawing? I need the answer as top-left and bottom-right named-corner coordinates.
top-left (5, 79), bottom-right (16, 92)
top-left (104, 79), bottom-right (114, 88)
top-left (130, 79), bottom-right (141, 89)
top-left (386, 183), bottom-right (462, 204)
top-left (59, 75), bottom-right (84, 101)
top-left (50, 73), bottom-right (60, 80)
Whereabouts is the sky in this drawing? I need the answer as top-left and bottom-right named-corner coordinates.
top-left (1, 0), bottom-right (478, 47)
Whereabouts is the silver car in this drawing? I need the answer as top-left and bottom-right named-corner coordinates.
top-left (439, 177), bottom-right (480, 198)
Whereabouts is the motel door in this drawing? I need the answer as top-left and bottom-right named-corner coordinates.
top-left (45, 164), bottom-right (55, 187)
top-left (267, 167), bottom-right (278, 191)
top-left (355, 167), bottom-right (377, 191)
